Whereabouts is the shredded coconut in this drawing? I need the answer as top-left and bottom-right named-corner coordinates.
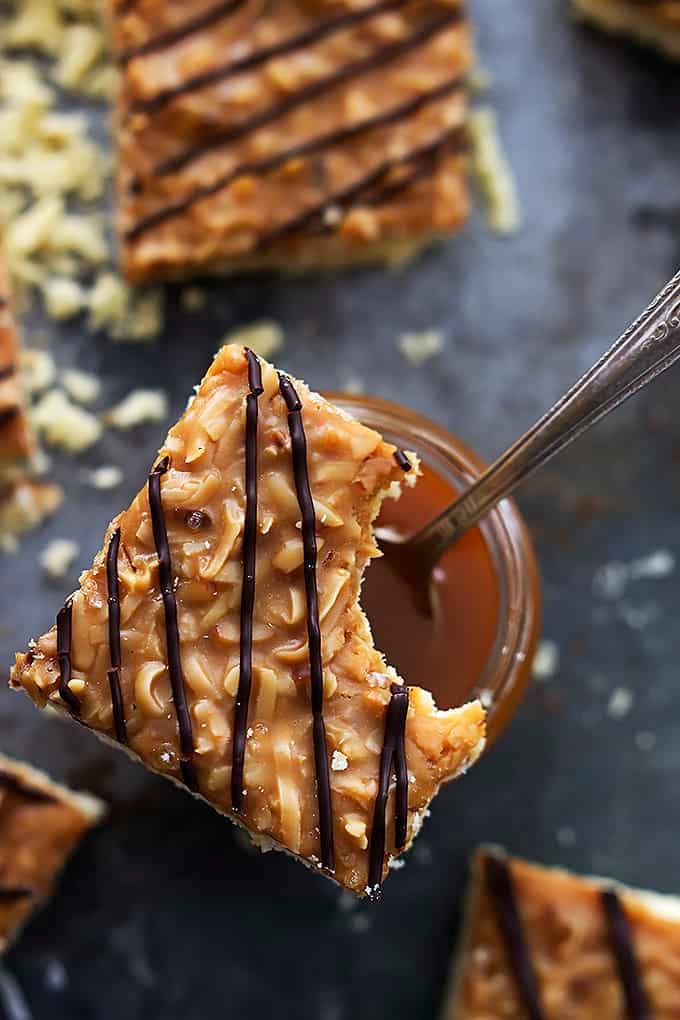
top-left (61, 368), bottom-right (101, 405)
top-left (532, 639), bottom-right (559, 681)
top-left (32, 389), bottom-right (102, 452)
top-left (105, 390), bottom-right (168, 430)
top-left (607, 687), bottom-right (634, 720)
top-left (331, 750), bottom-right (349, 771)
top-left (86, 465), bottom-right (123, 490)
top-left (40, 537), bottom-right (79, 579)
top-left (222, 322), bottom-right (284, 360)
top-left (469, 107), bottom-right (521, 235)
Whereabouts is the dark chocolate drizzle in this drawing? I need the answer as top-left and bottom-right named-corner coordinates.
top-left (255, 128), bottom-right (463, 252)
top-left (366, 683), bottom-right (409, 895)
top-left (0, 407), bottom-right (20, 429)
top-left (130, 0), bottom-right (456, 115)
top-left (601, 888), bottom-right (651, 1020)
top-left (0, 771), bottom-right (57, 805)
top-left (148, 458), bottom-right (198, 792)
top-left (0, 366), bottom-right (15, 383)
top-left (483, 851), bottom-right (546, 1020)
top-left (118, 0), bottom-right (245, 64)
top-left (141, 9), bottom-right (463, 180)
top-left (56, 602), bottom-right (80, 715)
top-left (125, 75), bottom-right (464, 241)
top-left (393, 450), bottom-right (412, 472)
top-left (0, 888), bottom-right (33, 902)
top-left (278, 374), bottom-right (334, 872)
top-left (231, 349), bottom-right (263, 813)
top-left (106, 529), bottom-right (128, 745)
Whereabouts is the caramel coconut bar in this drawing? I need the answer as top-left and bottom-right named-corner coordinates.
top-left (10, 345), bottom-right (485, 896)
top-left (0, 753), bottom-right (104, 953)
top-left (447, 847), bottom-right (680, 1018)
top-left (573, 0), bottom-right (680, 59)
top-left (0, 253), bottom-right (32, 472)
top-left (112, 0), bottom-right (472, 283)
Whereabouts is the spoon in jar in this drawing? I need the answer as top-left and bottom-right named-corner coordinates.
top-left (379, 268), bottom-right (680, 616)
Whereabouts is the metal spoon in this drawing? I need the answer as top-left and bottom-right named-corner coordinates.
top-left (380, 268), bottom-right (680, 615)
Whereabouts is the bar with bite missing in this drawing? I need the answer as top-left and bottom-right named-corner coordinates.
top-left (112, 0), bottom-right (472, 283)
top-left (10, 345), bottom-right (486, 896)
top-left (0, 753), bottom-right (104, 953)
top-left (447, 847), bottom-right (680, 1018)
top-left (573, 0), bottom-right (680, 59)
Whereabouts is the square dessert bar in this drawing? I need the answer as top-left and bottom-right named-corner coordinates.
top-left (11, 345), bottom-right (485, 896)
top-left (447, 847), bottom-right (680, 1018)
top-left (112, 0), bottom-right (472, 282)
top-left (573, 0), bottom-right (680, 59)
top-left (0, 253), bottom-right (32, 472)
top-left (0, 754), bottom-right (104, 953)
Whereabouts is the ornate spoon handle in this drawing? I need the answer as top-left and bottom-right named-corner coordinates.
top-left (410, 268), bottom-right (680, 566)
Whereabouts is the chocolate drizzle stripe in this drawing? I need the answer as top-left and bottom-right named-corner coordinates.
top-left (231, 350), bottom-right (263, 813)
top-left (278, 375), bottom-right (334, 872)
top-left (130, 0), bottom-right (458, 115)
top-left (125, 75), bottom-right (464, 241)
top-left (393, 450), bottom-right (412, 471)
top-left (367, 684), bottom-right (409, 895)
top-left (256, 128), bottom-right (463, 252)
top-left (119, 0), bottom-right (246, 64)
top-left (148, 458), bottom-right (198, 792)
top-left (601, 888), bottom-right (652, 1020)
top-left (483, 852), bottom-right (546, 1020)
top-left (0, 887), bottom-right (33, 902)
top-left (56, 602), bottom-right (80, 715)
top-left (106, 529), bottom-right (128, 745)
top-left (144, 9), bottom-right (464, 180)
top-left (0, 771), bottom-right (57, 804)
top-left (0, 366), bottom-right (15, 383)
top-left (0, 407), bottom-right (20, 429)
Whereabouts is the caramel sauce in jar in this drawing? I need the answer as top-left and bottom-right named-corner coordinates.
top-left (330, 395), bottom-right (542, 745)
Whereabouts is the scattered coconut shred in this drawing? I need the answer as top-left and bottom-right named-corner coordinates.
top-left (469, 107), bottom-right (521, 236)
top-left (398, 329), bottom-right (445, 366)
top-left (40, 536), bottom-right (79, 579)
top-left (0, 0), bottom-right (163, 341)
top-left (222, 321), bottom-right (284, 361)
top-left (105, 389), bottom-right (168, 430)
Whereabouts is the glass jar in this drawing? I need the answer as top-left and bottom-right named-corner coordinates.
top-left (330, 393), bottom-right (542, 746)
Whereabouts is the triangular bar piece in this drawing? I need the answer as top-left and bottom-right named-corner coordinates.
top-left (11, 345), bottom-right (485, 895)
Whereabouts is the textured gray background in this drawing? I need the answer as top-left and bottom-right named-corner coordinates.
top-left (3, 1), bottom-right (680, 1017)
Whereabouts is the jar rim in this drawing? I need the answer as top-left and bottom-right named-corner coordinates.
top-left (328, 392), bottom-right (542, 741)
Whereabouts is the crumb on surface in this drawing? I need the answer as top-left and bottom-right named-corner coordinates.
top-left (222, 322), bottom-right (284, 361)
top-left (31, 389), bottom-right (102, 452)
top-left (397, 329), bottom-right (444, 366)
top-left (86, 464), bottom-right (123, 490)
top-left (40, 537), bottom-right (79, 579)
top-left (0, 479), bottom-right (63, 553)
top-left (61, 368), bottom-right (101, 405)
top-left (635, 731), bottom-right (656, 752)
top-left (607, 686), bottom-right (634, 720)
top-left (469, 107), bottom-right (521, 236)
top-left (105, 389), bottom-right (168, 430)
top-left (532, 639), bottom-right (560, 681)
top-left (180, 287), bottom-right (206, 313)
top-left (43, 277), bottom-right (86, 320)
top-left (21, 349), bottom-right (56, 394)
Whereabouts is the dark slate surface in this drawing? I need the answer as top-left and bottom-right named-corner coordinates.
top-left (2, 1), bottom-right (680, 1017)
